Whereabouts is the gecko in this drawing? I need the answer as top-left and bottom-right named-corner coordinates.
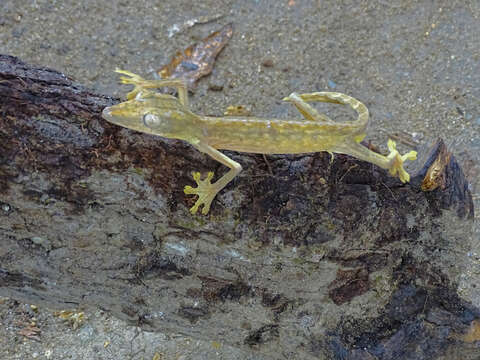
top-left (102, 70), bottom-right (417, 215)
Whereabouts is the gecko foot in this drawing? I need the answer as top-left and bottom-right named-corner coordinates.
top-left (114, 69), bottom-right (148, 100)
top-left (184, 171), bottom-right (218, 215)
top-left (386, 139), bottom-right (417, 183)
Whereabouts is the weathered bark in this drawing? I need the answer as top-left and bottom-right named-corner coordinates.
top-left (0, 55), bottom-right (476, 359)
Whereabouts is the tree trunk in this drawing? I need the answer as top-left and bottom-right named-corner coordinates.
top-left (0, 54), bottom-right (476, 359)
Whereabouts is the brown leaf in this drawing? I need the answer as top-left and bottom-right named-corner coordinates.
top-left (54, 310), bottom-right (85, 329)
top-left (157, 23), bottom-right (233, 87)
top-left (421, 141), bottom-right (452, 191)
top-left (462, 319), bottom-right (480, 343)
top-left (18, 323), bottom-right (41, 341)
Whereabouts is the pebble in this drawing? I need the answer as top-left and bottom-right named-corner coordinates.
top-left (261, 58), bottom-right (274, 67)
top-left (208, 81), bottom-right (224, 91)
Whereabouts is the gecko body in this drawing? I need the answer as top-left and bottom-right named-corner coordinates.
top-left (102, 70), bottom-right (417, 214)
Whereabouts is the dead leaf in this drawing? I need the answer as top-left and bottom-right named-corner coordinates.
top-left (224, 105), bottom-right (252, 116)
top-left (463, 319), bottom-right (480, 343)
top-left (18, 323), bottom-right (41, 341)
top-left (152, 352), bottom-right (163, 360)
top-left (54, 310), bottom-right (85, 329)
top-left (421, 142), bottom-right (452, 191)
top-left (157, 23), bottom-right (233, 87)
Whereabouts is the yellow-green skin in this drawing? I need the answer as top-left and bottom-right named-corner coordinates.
top-left (103, 70), bottom-right (417, 215)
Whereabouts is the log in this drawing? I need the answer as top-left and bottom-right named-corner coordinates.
top-left (0, 54), bottom-right (476, 359)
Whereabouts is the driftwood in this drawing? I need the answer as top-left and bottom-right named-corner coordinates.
top-left (0, 54), bottom-right (476, 359)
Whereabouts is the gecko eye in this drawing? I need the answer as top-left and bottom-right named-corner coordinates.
top-left (142, 113), bottom-right (161, 127)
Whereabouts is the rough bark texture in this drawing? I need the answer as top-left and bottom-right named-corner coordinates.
top-left (0, 55), bottom-right (477, 359)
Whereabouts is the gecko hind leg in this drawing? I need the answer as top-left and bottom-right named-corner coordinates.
top-left (114, 69), bottom-right (189, 107)
top-left (285, 91), bottom-right (368, 143)
top-left (283, 92), bottom-right (334, 122)
top-left (289, 92), bottom-right (369, 129)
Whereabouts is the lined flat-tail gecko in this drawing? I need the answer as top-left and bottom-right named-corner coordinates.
top-left (102, 70), bottom-right (417, 214)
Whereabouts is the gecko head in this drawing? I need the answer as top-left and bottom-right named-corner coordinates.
top-left (102, 92), bottom-right (200, 140)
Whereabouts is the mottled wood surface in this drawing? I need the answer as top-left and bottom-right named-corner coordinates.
top-left (0, 55), bottom-right (476, 359)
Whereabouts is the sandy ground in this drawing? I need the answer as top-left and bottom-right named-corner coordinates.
top-left (1, 0), bottom-right (479, 359)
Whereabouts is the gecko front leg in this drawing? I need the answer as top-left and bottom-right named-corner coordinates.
top-left (184, 142), bottom-right (242, 215)
top-left (114, 69), bottom-right (189, 106)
